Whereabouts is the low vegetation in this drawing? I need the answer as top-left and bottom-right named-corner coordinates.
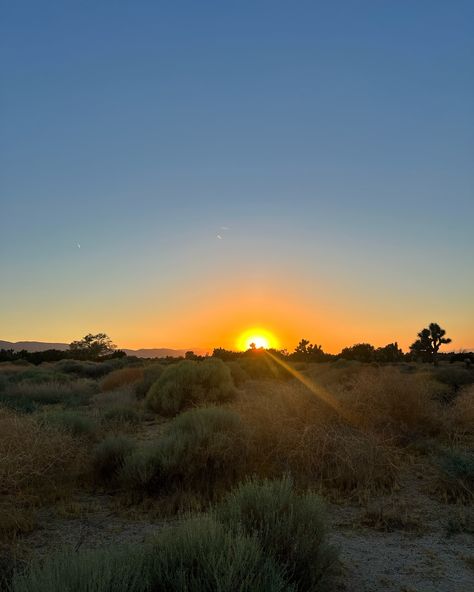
top-left (0, 329), bottom-right (473, 589)
top-left (146, 358), bottom-right (236, 415)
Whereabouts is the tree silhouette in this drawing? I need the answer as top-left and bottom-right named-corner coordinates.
top-left (340, 343), bottom-right (375, 363)
top-left (292, 339), bottom-right (326, 361)
top-left (410, 323), bottom-right (451, 365)
top-left (69, 333), bottom-right (116, 359)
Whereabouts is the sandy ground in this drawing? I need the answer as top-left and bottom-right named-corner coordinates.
top-left (14, 479), bottom-right (472, 592)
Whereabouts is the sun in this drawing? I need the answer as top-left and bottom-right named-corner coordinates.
top-left (236, 328), bottom-right (279, 351)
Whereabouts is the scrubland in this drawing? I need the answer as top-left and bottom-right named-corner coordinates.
top-left (0, 355), bottom-right (473, 591)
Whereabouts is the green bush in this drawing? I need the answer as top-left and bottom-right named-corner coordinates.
top-left (135, 363), bottom-right (164, 399)
top-left (41, 411), bottom-right (96, 437)
top-left (157, 407), bottom-right (248, 492)
top-left (146, 359), bottom-right (236, 415)
top-left (147, 517), bottom-right (291, 592)
top-left (216, 476), bottom-right (337, 591)
top-left (93, 435), bottom-right (136, 483)
top-left (10, 547), bottom-right (148, 592)
top-left (10, 520), bottom-right (291, 592)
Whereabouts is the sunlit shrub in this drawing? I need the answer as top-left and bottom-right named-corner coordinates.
top-left (0, 409), bottom-right (85, 500)
top-left (216, 476), bottom-right (337, 591)
top-left (232, 382), bottom-right (397, 493)
top-left (146, 359), bottom-right (236, 415)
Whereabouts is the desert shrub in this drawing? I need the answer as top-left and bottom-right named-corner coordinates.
top-left (238, 356), bottom-right (292, 381)
top-left (146, 359), bottom-right (236, 415)
top-left (93, 435), bottom-right (136, 483)
top-left (0, 392), bottom-right (38, 414)
top-left (119, 444), bottom-right (163, 492)
top-left (436, 449), bottom-right (474, 503)
top-left (342, 367), bottom-right (446, 438)
top-left (225, 361), bottom-right (250, 386)
top-left (10, 520), bottom-right (290, 592)
top-left (100, 367), bottom-right (144, 392)
top-left (0, 409), bottom-right (85, 506)
top-left (10, 546), bottom-right (149, 592)
top-left (147, 516), bottom-right (291, 592)
top-left (0, 375), bottom-right (7, 393)
top-left (134, 364), bottom-right (164, 399)
top-left (102, 405), bottom-right (141, 426)
top-left (54, 359), bottom-right (113, 379)
top-left (432, 366), bottom-right (474, 390)
top-left (156, 407), bottom-right (248, 492)
top-left (1, 379), bottom-right (96, 410)
top-left (232, 383), bottom-right (396, 494)
top-left (447, 385), bottom-right (474, 436)
top-left (215, 476), bottom-right (337, 591)
top-left (93, 385), bottom-right (136, 410)
top-left (8, 369), bottom-right (70, 385)
top-left (41, 410), bottom-right (96, 437)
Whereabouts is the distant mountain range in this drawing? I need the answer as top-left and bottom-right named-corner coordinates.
top-left (0, 340), bottom-right (209, 358)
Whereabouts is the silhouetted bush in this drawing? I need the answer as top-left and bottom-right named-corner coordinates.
top-left (146, 359), bottom-right (236, 415)
top-left (339, 343), bottom-right (375, 363)
top-left (216, 476), bottom-right (337, 591)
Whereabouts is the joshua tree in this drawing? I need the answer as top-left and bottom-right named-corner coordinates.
top-left (410, 323), bottom-right (451, 365)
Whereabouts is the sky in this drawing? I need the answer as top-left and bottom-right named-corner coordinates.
top-left (1, 1), bottom-right (473, 353)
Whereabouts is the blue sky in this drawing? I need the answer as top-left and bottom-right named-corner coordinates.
top-left (1, 1), bottom-right (473, 350)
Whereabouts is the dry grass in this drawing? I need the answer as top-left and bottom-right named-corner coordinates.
top-left (231, 381), bottom-right (398, 496)
top-left (100, 367), bottom-right (144, 392)
top-left (0, 409), bottom-right (87, 539)
top-left (340, 367), bottom-right (446, 439)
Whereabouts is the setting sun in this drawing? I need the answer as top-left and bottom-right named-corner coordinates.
top-left (236, 328), bottom-right (279, 351)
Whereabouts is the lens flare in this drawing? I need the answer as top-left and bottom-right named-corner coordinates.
top-left (236, 328), bottom-right (279, 351)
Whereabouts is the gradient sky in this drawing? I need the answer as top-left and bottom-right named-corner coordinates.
top-left (1, 1), bottom-right (473, 353)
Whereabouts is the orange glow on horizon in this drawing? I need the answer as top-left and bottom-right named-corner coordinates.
top-left (236, 328), bottom-right (279, 351)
